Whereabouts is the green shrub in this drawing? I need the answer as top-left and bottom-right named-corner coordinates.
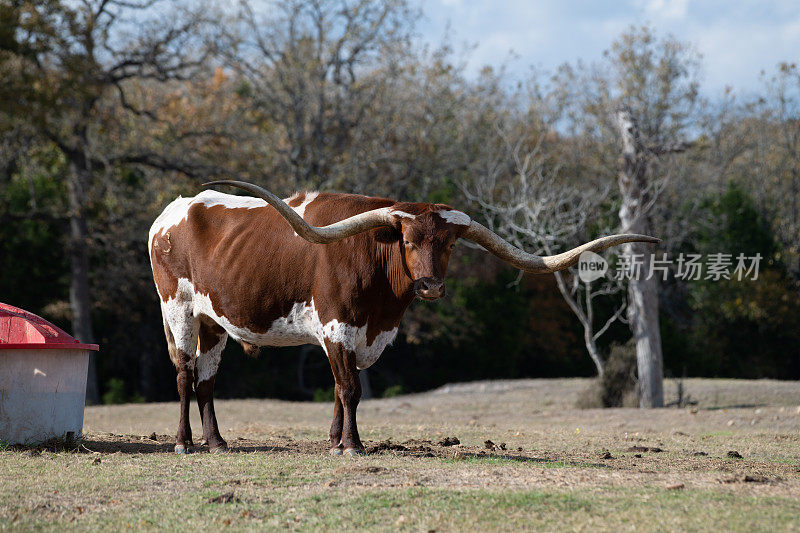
top-left (382, 384), bottom-right (404, 398)
top-left (313, 387), bottom-right (335, 403)
top-left (101, 378), bottom-right (145, 405)
top-left (102, 378), bottom-right (128, 405)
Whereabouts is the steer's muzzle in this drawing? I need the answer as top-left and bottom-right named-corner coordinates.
top-left (414, 277), bottom-right (446, 300)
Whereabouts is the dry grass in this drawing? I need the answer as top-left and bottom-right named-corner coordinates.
top-left (2, 378), bottom-right (799, 531)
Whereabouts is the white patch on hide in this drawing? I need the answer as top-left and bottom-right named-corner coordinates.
top-left (289, 191), bottom-right (319, 218)
top-left (250, 300), bottom-right (323, 347)
top-left (195, 331), bottom-right (227, 384)
top-left (148, 191), bottom-right (268, 254)
top-left (331, 325), bottom-right (398, 370)
top-left (160, 285), bottom-right (199, 370)
top-left (437, 209), bottom-right (471, 226)
top-left (284, 191), bottom-right (320, 237)
top-left (196, 190), bottom-right (267, 209)
top-left (149, 195), bottom-right (190, 255)
top-left (161, 278), bottom-right (395, 371)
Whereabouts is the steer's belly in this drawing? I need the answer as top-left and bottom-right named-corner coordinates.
top-left (194, 291), bottom-right (398, 363)
top-left (216, 300), bottom-right (324, 348)
top-left (237, 327), bottom-right (319, 347)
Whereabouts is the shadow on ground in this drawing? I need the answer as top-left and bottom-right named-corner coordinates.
top-left (11, 433), bottom-right (600, 466)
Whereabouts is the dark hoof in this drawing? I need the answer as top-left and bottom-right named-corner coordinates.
top-left (329, 447), bottom-right (343, 456)
top-left (174, 444), bottom-right (193, 454)
top-left (344, 447), bottom-right (365, 457)
top-left (209, 445), bottom-right (229, 454)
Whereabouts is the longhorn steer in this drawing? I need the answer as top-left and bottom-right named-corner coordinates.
top-left (148, 180), bottom-right (658, 456)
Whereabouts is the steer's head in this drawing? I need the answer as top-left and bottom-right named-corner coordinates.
top-left (202, 181), bottom-right (660, 303)
top-left (388, 204), bottom-right (472, 301)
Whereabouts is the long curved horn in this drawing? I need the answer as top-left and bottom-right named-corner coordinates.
top-left (203, 180), bottom-right (395, 244)
top-left (463, 221), bottom-right (660, 274)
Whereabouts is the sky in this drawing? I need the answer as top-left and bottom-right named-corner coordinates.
top-left (414, 0), bottom-right (800, 97)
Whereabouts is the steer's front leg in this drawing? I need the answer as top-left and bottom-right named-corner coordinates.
top-left (329, 383), bottom-right (344, 455)
top-left (324, 340), bottom-right (364, 456)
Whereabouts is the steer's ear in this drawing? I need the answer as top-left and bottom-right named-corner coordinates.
top-left (374, 211), bottom-right (405, 243)
top-left (374, 224), bottom-right (402, 244)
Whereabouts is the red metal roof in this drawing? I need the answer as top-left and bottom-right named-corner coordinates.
top-left (0, 303), bottom-right (99, 351)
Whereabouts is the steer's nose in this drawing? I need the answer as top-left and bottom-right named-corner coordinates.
top-left (414, 277), bottom-right (445, 300)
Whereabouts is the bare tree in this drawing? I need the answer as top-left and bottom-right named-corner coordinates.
top-left (1, 0), bottom-right (217, 402)
top-left (222, 0), bottom-right (417, 190)
top-left (547, 28), bottom-right (700, 407)
top-left (548, 259), bottom-right (626, 378)
top-left (464, 123), bottom-right (626, 377)
top-left (615, 106), bottom-right (693, 406)
top-left (750, 63), bottom-right (800, 277)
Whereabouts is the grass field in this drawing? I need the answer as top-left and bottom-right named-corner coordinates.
top-left (2, 378), bottom-right (800, 531)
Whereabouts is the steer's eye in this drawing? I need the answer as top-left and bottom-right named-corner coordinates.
top-left (448, 242), bottom-right (456, 250)
top-left (403, 240), bottom-right (415, 249)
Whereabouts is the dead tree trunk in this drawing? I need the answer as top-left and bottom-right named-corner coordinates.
top-left (626, 258), bottom-right (664, 408)
top-left (67, 155), bottom-right (99, 405)
top-left (615, 107), bottom-right (664, 408)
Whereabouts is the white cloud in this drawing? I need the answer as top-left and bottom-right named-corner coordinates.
top-left (639, 0), bottom-right (689, 20)
top-left (689, 17), bottom-right (800, 95)
top-left (416, 0), bottom-right (800, 96)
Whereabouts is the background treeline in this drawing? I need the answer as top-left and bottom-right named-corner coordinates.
top-left (1, 0), bottom-right (798, 404)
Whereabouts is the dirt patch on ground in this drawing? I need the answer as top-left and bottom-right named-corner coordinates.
top-left (16, 431), bottom-right (782, 497)
top-left (67, 378), bottom-right (800, 498)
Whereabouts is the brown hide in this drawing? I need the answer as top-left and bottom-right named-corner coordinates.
top-left (150, 192), bottom-right (468, 348)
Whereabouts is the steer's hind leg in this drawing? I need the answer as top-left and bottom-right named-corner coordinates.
top-left (161, 301), bottom-right (199, 454)
top-left (324, 340), bottom-right (363, 456)
top-left (195, 319), bottom-right (228, 452)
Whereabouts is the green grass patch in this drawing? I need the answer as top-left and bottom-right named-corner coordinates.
top-left (0, 448), bottom-right (799, 532)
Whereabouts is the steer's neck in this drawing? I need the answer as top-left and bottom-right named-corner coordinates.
top-left (379, 239), bottom-right (416, 307)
